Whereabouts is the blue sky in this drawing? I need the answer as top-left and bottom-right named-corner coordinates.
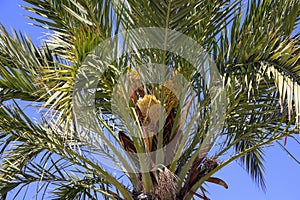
top-left (0, 0), bottom-right (299, 200)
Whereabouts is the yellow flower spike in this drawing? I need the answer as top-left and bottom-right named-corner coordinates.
top-left (136, 95), bottom-right (161, 119)
top-left (158, 85), bottom-right (178, 116)
top-left (177, 66), bottom-right (182, 72)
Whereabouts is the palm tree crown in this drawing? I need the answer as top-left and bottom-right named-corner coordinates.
top-left (0, 0), bottom-right (299, 199)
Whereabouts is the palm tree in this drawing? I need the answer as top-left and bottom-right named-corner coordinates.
top-left (0, 0), bottom-right (299, 199)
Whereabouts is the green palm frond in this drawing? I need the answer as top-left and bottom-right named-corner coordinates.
top-left (0, 25), bottom-right (53, 102)
top-left (0, 102), bottom-right (132, 199)
top-left (213, 0), bottom-right (300, 190)
top-left (21, 0), bottom-right (119, 128)
top-left (23, 0), bottom-right (116, 61)
top-left (118, 0), bottom-right (241, 47)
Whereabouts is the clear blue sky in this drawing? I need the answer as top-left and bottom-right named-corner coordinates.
top-left (0, 1), bottom-right (299, 200)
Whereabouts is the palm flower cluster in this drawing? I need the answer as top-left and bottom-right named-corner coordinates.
top-left (117, 67), bottom-right (227, 199)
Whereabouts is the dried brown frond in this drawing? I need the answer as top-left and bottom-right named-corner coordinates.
top-left (152, 166), bottom-right (178, 200)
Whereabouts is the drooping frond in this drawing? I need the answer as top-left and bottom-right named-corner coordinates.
top-left (0, 102), bottom-right (132, 199)
top-left (0, 25), bottom-right (53, 102)
top-left (213, 0), bottom-right (300, 190)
